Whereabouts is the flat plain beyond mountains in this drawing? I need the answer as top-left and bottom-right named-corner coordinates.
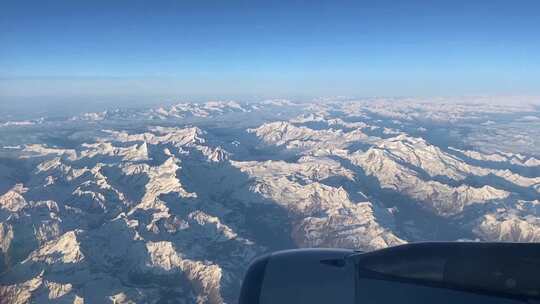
top-left (1, 97), bottom-right (539, 303)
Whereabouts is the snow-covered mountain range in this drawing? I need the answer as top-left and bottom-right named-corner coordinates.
top-left (1, 98), bottom-right (539, 303)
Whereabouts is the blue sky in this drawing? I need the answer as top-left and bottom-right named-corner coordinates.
top-left (1, 0), bottom-right (539, 101)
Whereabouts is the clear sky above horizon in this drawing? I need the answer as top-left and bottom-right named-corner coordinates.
top-left (1, 0), bottom-right (539, 101)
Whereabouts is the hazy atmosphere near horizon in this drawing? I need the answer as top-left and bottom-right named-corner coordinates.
top-left (1, 1), bottom-right (540, 304)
